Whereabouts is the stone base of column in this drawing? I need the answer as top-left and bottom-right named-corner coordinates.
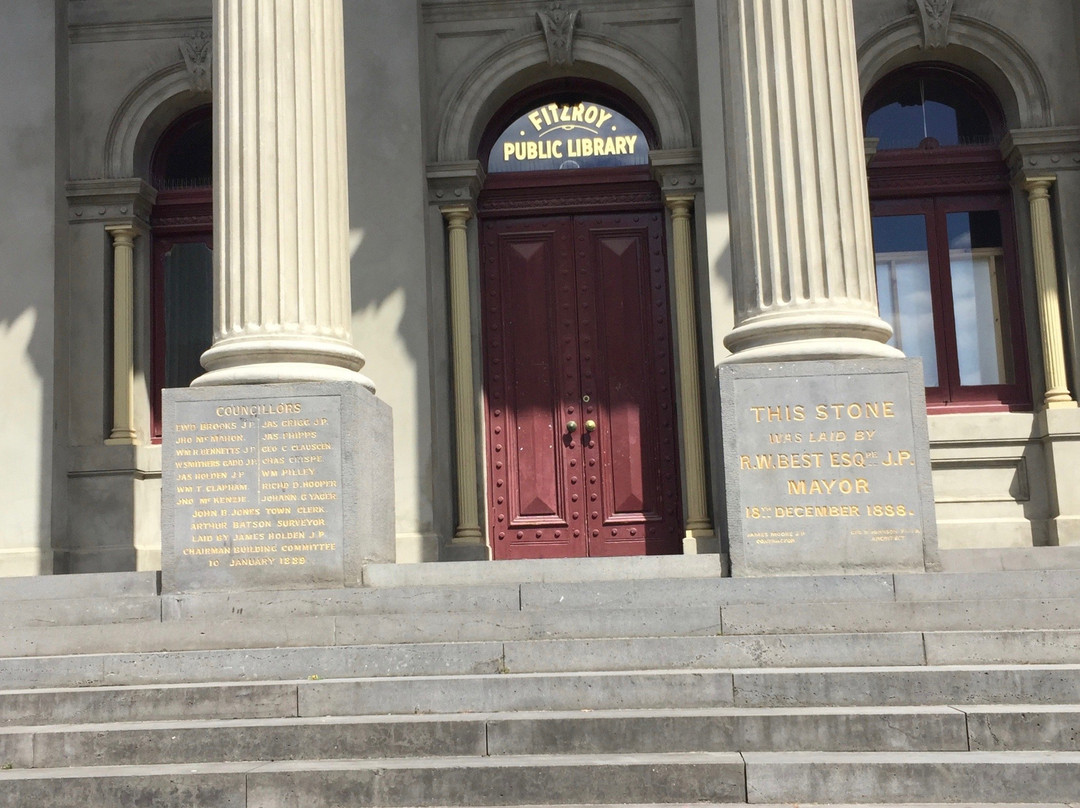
top-left (1045, 397), bottom-right (1079, 410)
top-left (161, 381), bottom-right (393, 593)
top-left (194, 336), bottom-right (375, 391)
top-left (718, 358), bottom-right (940, 577)
top-left (723, 312), bottom-right (902, 363)
top-left (682, 532), bottom-right (720, 555)
top-left (441, 537), bottom-right (491, 562)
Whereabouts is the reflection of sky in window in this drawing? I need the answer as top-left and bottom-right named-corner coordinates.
top-left (867, 100), bottom-right (958, 149)
top-left (947, 212), bottom-right (1006, 385)
top-left (865, 77), bottom-right (994, 149)
top-left (872, 215), bottom-right (938, 386)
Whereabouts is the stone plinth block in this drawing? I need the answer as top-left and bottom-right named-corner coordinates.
top-left (162, 382), bottom-right (393, 593)
top-left (718, 359), bottom-right (939, 577)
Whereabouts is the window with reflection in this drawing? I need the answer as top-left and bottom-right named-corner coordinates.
top-left (150, 106), bottom-right (214, 439)
top-left (865, 66), bottom-right (1029, 410)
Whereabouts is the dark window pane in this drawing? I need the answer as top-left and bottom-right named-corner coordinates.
top-left (866, 77), bottom-right (994, 149)
top-left (154, 114), bottom-right (213, 189)
top-left (163, 243), bottom-right (214, 389)
top-left (946, 211), bottom-right (1013, 386)
top-left (872, 215), bottom-right (939, 386)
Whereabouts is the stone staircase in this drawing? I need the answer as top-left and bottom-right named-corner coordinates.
top-left (2, 553), bottom-right (1080, 806)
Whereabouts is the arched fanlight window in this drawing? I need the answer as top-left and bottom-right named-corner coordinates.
top-left (149, 106), bottom-right (214, 439)
top-left (865, 66), bottom-right (1029, 411)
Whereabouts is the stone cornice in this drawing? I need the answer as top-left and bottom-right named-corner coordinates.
top-left (427, 161), bottom-right (487, 206)
top-left (70, 19), bottom-right (210, 45)
top-left (649, 148), bottom-right (703, 195)
top-left (66, 178), bottom-right (157, 227)
top-left (1001, 126), bottom-right (1080, 180)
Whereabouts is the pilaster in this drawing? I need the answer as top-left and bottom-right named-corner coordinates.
top-left (429, 161), bottom-right (488, 559)
top-left (651, 149), bottom-right (716, 553)
top-left (67, 178), bottom-right (157, 446)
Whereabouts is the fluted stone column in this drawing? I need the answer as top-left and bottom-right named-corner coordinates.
top-left (442, 204), bottom-right (484, 544)
top-left (1023, 177), bottom-right (1076, 408)
top-left (722, 0), bottom-right (900, 361)
top-left (105, 225), bottom-right (139, 444)
top-left (195, 0), bottom-right (371, 388)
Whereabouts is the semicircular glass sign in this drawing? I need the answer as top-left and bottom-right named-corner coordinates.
top-left (488, 100), bottom-right (649, 173)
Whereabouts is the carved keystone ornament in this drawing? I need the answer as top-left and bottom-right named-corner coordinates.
top-left (538, 2), bottom-right (579, 66)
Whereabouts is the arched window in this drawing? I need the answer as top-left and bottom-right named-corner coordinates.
top-left (149, 106), bottom-right (214, 439)
top-left (865, 66), bottom-right (1029, 411)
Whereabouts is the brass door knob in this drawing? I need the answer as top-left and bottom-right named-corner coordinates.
top-left (584, 419), bottom-right (597, 433)
top-left (566, 421), bottom-right (578, 433)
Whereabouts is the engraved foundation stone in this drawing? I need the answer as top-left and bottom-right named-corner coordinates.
top-left (718, 359), bottom-right (939, 576)
top-left (162, 382), bottom-right (393, 592)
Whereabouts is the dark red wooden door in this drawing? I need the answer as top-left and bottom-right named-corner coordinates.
top-left (482, 211), bottom-right (682, 559)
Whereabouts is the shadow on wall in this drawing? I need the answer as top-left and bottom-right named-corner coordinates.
top-left (344, 0), bottom-right (444, 551)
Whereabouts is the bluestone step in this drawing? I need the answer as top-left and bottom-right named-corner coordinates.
top-left (743, 750), bottom-right (1080, 803)
top-left (0, 640), bottom-right (505, 689)
top-left (723, 597), bottom-right (1080, 634)
top-left (0, 607), bottom-right (724, 659)
top-left (0, 595), bottom-right (161, 629)
top-left (500, 632), bottom-right (926, 671)
top-left (732, 664), bottom-right (1080, 707)
top-left (0, 706), bottom-right (974, 768)
top-left (893, 568), bottom-right (1080, 601)
top-left (0, 571), bottom-right (158, 602)
top-left (964, 704), bottom-right (1080, 750)
top-left (0, 752), bottom-right (747, 807)
top-left (518, 573), bottom-right (896, 610)
top-left (924, 628), bottom-right (1080, 664)
top-left (0, 630), bottom-right (937, 691)
top-left (0, 682), bottom-right (300, 727)
top-left (361, 554), bottom-right (725, 587)
top-left (162, 583), bottom-right (521, 620)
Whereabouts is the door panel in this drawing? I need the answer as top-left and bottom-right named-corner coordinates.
top-left (484, 218), bottom-right (584, 556)
top-left (482, 210), bottom-right (681, 559)
top-left (575, 214), bottom-right (681, 554)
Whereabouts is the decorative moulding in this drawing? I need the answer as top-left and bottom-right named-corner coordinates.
top-left (66, 178), bottom-right (157, 226)
top-left (1001, 127), bottom-right (1080, 178)
top-left (649, 148), bottom-right (703, 195)
top-left (538, 2), bottom-right (579, 66)
top-left (427, 161), bottom-right (487, 206)
top-left (909, 0), bottom-right (955, 50)
top-left (179, 30), bottom-right (212, 93)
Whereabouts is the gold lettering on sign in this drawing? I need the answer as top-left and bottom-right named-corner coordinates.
top-left (736, 395), bottom-right (919, 543)
top-left (173, 396), bottom-right (341, 571)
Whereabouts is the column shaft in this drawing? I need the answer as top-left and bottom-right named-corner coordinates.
top-left (197, 0), bottom-right (370, 388)
top-left (1024, 177), bottom-right (1076, 408)
top-left (666, 194), bottom-right (713, 539)
top-left (442, 205), bottom-right (483, 543)
top-left (106, 226), bottom-right (138, 444)
top-left (723, 0), bottom-right (898, 361)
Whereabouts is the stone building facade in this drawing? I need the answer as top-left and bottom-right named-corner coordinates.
top-left (3, 0), bottom-right (1080, 577)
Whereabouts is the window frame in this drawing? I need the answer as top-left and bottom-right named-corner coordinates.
top-left (868, 144), bottom-right (1031, 412)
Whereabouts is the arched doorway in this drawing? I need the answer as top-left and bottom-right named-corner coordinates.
top-left (478, 90), bottom-right (683, 559)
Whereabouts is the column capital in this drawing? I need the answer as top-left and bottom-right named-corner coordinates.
top-left (439, 203), bottom-right (474, 224)
top-left (427, 160), bottom-right (486, 207)
top-left (67, 178), bottom-right (157, 228)
top-left (1021, 175), bottom-right (1056, 197)
top-left (104, 223), bottom-right (143, 241)
top-left (650, 148), bottom-right (703, 196)
top-left (1002, 126), bottom-right (1080, 180)
top-left (664, 193), bottom-right (695, 217)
